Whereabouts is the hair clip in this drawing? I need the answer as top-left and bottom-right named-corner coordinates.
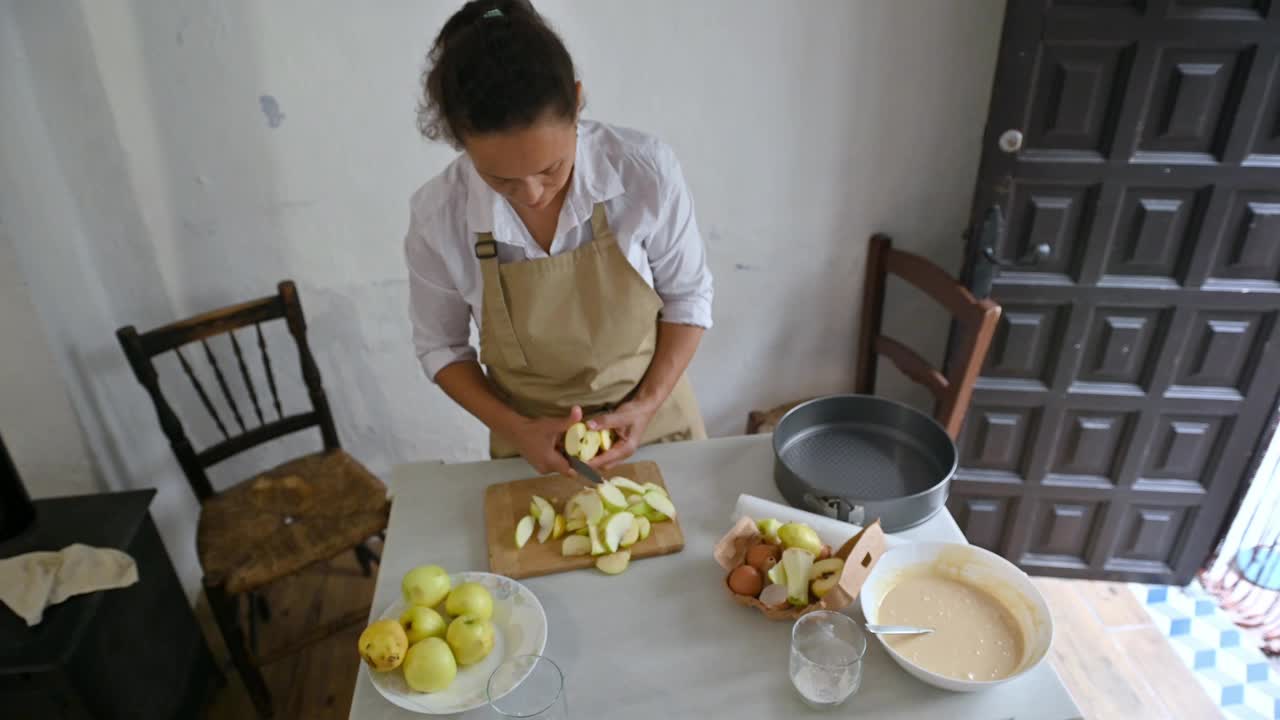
top-left (483, 8), bottom-right (503, 19)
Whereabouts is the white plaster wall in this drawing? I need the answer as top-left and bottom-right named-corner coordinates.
top-left (0, 229), bottom-right (99, 498)
top-left (0, 0), bottom-right (1003, 598)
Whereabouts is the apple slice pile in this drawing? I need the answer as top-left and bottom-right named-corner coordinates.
top-left (726, 519), bottom-right (845, 610)
top-left (513, 477), bottom-right (676, 575)
top-left (563, 422), bottom-right (613, 462)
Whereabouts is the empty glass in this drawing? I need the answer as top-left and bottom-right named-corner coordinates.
top-left (487, 654), bottom-right (568, 719)
top-left (789, 611), bottom-right (867, 709)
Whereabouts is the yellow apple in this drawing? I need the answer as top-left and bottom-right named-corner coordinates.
top-left (402, 565), bottom-right (451, 608)
top-left (446, 615), bottom-right (495, 666)
top-left (357, 619), bottom-right (408, 672)
top-left (399, 605), bottom-right (446, 644)
top-left (402, 637), bottom-right (456, 692)
top-left (445, 582), bottom-right (494, 622)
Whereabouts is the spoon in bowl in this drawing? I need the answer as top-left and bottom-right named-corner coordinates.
top-left (865, 624), bottom-right (934, 636)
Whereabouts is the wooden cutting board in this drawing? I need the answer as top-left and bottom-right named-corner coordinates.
top-left (484, 461), bottom-right (684, 579)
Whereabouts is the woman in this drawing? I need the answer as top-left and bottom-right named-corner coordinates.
top-left (406, 0), bottom-right (713, 476)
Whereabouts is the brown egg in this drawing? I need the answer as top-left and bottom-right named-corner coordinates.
top-left (745, 543), bottom-right (782, 574)
top-left (728, 565), bottom-right (764, 597)
top-left (818, 544), bottom-right (833, 561)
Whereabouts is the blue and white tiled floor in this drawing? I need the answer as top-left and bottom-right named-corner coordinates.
top-left (1133, 581), bottom-right (1280, 719)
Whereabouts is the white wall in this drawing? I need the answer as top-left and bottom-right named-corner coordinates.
top-left (0, 0), bottom-right (1003, 598)
top-left (0, 229), bottom-right (99, 498)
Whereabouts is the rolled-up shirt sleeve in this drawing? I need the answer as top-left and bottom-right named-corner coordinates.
top-left (405, 213), bottom-right (476, 382)
top-left (647, 147), bottom-right (713, 328)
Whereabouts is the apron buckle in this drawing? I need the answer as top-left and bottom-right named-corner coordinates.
top-left (475, 239), bottom-right (498, 259)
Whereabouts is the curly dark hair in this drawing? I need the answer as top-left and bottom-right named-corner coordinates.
top-left (418, 0), bottom-right (578, 148)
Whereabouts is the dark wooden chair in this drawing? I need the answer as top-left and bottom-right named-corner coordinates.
top-left (747, 234), bottom-right (1002, 439)
top-left (117, 281), bottom-right (390, 719)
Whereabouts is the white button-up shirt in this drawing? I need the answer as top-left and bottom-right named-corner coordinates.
top-left (405, 119), bottom-right (714, 382)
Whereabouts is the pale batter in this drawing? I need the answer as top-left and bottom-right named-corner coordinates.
top-left (879, 574), bottom-right (1024, 681)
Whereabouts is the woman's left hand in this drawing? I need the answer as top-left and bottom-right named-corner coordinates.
top-left (585, 397), bottom-right (659, 470)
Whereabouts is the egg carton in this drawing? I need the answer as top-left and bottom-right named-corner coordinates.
top-left (713, 515), bottom-right (886, 621)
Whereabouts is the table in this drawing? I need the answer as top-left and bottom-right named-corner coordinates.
top-left (350, 436), bottom-right (1082, 719)
top-left (0, 490), bottom-right (217, 720)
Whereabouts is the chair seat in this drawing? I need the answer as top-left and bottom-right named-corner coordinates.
top-left (197, 449), bottom-right (390, 594)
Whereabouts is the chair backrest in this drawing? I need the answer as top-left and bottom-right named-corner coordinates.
top-left (855, 234), bottom-right (1001, 439)
top-left (117, 281), bottom-right (339, 501)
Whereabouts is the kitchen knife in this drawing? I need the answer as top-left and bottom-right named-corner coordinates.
top-left (568, 456), bottom-right (605, 485)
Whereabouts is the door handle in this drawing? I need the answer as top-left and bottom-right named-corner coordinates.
top-left (981, 242), bottom-right (1052, 268)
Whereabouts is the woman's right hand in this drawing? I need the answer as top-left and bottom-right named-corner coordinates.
top-left (501, 405), bottom-right (583, 476)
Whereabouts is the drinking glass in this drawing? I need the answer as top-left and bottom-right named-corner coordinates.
top-left (789, 611), bottom-right (867, 709)
top-left (487, 654), bottom-right (568, 719)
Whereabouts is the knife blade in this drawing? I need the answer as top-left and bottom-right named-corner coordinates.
top-left (567, 456), bottom-right (605, 484)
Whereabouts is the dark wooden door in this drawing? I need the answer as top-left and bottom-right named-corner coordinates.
top-left (951, 0), bottom-right (1280, 584)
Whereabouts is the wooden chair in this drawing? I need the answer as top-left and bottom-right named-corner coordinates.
top-left (117, 281), bottom-right (390, 719)
top-left (746, 234), bottom-right (1001, 439)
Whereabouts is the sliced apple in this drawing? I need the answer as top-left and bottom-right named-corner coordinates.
top-left (565, 517), bottom-right (586, 533)
top-left (578, 430), bottom-right (602, 461)
top-left (619, 516), bottom-right (641, 548)
top-left (531, 496), bottom-right (556, 529)
top-left (600, 429), bottom-right (613, 451)
top-left (809, 558), bottom-right (845, 599)
top-left (756, 518), bottom-right (783, 543)
top-left (636, 516), bottom-right (651, 541)
top-left (626, 501), bottom-right (650, 518)
top-left (782, 548), bottom-right (816, 607)
top-left (537, 521), bottom-right (554, 544)
top-left (577, 493), bottom-right (605, 525)
top-left (602, 512), bottom-right (635, 553)
top-left (551, 514), bottom-right (566, 540)
top-left (609, 477), bottom-right (645, 494)
top-left (766, 561), bottom-right (788, 587)
top-left (514, 515), bottom-right (536, 548)
top-left (598, 483), bottom-right (629, 512)
top-left (625, 494), bottom-right (643, 506)
top-left (564, 422), bottom-right (588, 457)
top-left (587, 523), bottom-right (606, 556)
top-left (561, 534), bottom-right (591, 557)
top-left (641, 482), bottom-right (667, 496)
top-left (644, 491), bottom-right (676, 519)
top-left (595, 550), bottom-right (631, 575)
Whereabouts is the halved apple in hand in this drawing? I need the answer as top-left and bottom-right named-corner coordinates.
top-left (563, 423), bottom-right (614, 462)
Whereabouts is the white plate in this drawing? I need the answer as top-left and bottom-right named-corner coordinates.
top-left (365, 572), bottom-right (548, 714)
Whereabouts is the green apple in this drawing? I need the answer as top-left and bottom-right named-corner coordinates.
top-left (403, 637), bottom-right (456, 692)
top-left (598, 483), bottom-right (628, 511)
top-left (644, 491), bottom-right (676, 519)
top-left (446, 615), bottom-right (495, 666)
top-left (626, 501), bottom-right (651, 519)
top-left (810, 557), bottom-right (845, 599)
top-left (399, 605), bottom-right (446, 644)
top-left (600, 429), bottom-right (613, 451)
top-left (641, 482), bottom-right (667, 496)
top-left (514, 515), bottom-right (535, 549)
top-left (782, 548), bottom-right (816, 606)
top-left (358, 619), bottom-right (408, 671)
top-left (595, 550), bottom-right (631, 575)
top-left (756, 518), bottom-right (783, 543)
top-left (445, 582), bottom-right (493, 622)
top-left (588, 523), bottom-right (606, 556)
top-left (564, 422), bottom-right (588, 457)
top-left (565, 517), bottom-right (586, 533)
top-left (608, 477), bottom-right (645, 494)
top-left (578, 492), bottom-right (605, 525)
top-left (561, 534), bottom-right (591, 557)
top-left (578, 430), bottom-right (602, 461)
top-left (778, 522), bottom-right (822, 556)
top-left (402, 565), bottom-right (451, 608)
top-left (603, 511), bottom-right (635, 553)
top-left (619, 518), bottom-right (641, 548)
top-left (636, 516), bottom-right (652, 541)
top-left (767, 561), bottom-right (788, 587)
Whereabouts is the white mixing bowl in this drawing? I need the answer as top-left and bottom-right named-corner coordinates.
top-left (859, 542), bottom-right (1053, 692)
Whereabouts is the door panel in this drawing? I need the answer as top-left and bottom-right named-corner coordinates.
top-left (953, 0), bottom-right (1280, 583)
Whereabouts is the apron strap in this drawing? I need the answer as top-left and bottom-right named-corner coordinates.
top-left (589, 202), bottom-right (614, 245)
top-left (475, 233), bottom-right (530, 370)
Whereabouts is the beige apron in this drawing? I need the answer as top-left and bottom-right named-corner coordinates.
top-left (477, 202), bottom-right (707, 458)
